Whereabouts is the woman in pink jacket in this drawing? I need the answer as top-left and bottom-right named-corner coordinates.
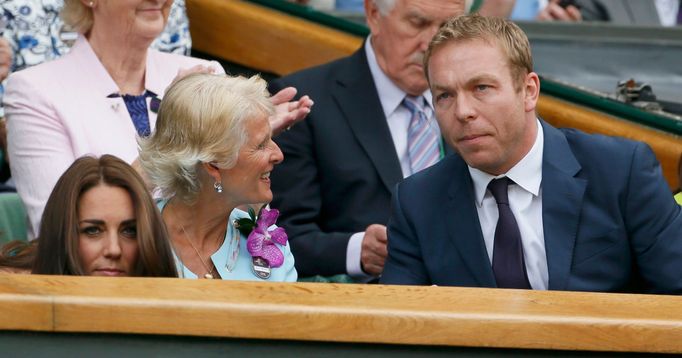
top-left (4, 0), bottom-right (312, 238)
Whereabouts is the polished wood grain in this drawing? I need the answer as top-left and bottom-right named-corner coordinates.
top-left (0, 275), bottom-right (681, 353)
top-left (539, 95), bottom-right (682, 190)
top-left (186, 0), bottom-right (362, 76)
top-left (0, 293), bottom-right (52, 332)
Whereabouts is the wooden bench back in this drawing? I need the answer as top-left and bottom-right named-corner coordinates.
top-left (1, 275), bottom-right (681, 353)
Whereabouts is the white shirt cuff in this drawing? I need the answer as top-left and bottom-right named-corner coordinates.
top-left (346, 231), bottom-right (376, 282)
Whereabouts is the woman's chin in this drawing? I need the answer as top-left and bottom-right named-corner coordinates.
top-left (133, 22), bottom-right (166, 41)
top-left (259, 194), bottom-right (273, 205)
top-left (254, 191), bottom-right (273, 206)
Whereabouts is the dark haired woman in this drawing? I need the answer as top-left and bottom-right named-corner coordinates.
top-left (31, 155), bottom-right (177, 277)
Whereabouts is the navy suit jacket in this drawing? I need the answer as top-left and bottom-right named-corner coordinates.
top-left (269, 47), bottom-right (404, 277)
top-left (381, 121), bottom-right (682, 294)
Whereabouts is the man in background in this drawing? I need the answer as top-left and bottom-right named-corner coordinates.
top-left (270, 0), bottom-right (464, 280)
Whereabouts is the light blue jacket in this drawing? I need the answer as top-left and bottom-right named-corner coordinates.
top-left (158, 199), bottom-right (297, 282)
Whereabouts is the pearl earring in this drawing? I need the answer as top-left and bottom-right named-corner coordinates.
top-left (214, 181), bottom-right (223, 193)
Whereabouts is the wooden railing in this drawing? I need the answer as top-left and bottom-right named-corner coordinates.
top-left (0, 275), bottom-right (681, 353)
top-left (186, 0), bottom-right (681, 190)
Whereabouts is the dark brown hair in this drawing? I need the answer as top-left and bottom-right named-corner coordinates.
top-left (32, 155), bottom-right (177, 277)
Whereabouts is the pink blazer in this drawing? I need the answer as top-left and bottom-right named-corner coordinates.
top-left (4, 36), bottom-right (225, 238)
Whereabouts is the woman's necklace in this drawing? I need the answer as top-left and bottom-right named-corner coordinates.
top-left (177, 223), bottom-right (224, 279)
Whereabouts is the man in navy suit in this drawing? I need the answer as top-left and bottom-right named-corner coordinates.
top-left (270, 0), bottom-right (464, 280)
top-left (381, 14), bottom-right (682, 293)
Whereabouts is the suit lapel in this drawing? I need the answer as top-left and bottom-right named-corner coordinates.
top-left (331, 47), bottom-right (403, 192)
top-left (70, 36), bottom-right (137, 133)
top-left (145, 50), bottom-right (167, 130)
top-left (444, 157), bottom-right (497, 287)
top-left (540, 121), bottom-right (586, 291)
top-left (72, 35), bottom-right (160, 133)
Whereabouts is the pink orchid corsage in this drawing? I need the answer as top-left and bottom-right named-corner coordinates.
top-left (239, 207), bottom-right (288, 268)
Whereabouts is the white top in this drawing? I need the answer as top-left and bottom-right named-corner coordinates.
top-left (345, 37), bottom-right (439, 279)
top-left (468, 120), bottom-right (548, 290)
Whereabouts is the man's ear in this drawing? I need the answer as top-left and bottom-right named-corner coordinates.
top-left (365, 0), bottom-right (383, 36)
top-left (524, 72), bottom-right (540, 112)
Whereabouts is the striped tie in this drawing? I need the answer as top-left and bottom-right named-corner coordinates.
top-left (403, 95), bottom-right (440, 173)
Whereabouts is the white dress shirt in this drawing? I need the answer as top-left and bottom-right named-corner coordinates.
top-left (468, 120), bottom-right (549, 290)
top-left (346, 37), bottom-right (440, 279)
top-left (655, 0), bottom-right (680, 26)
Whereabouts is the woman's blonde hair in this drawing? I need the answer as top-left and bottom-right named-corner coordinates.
top-left (139, 73), bottom-right (274, 203)
top-left (62, 0), bottom-right (94, 34)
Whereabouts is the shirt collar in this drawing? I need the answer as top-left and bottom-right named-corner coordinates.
top-left (468, 119), bottom-right (544, 206)
top-left (365, 36), bottom-right (433, 118)
top-left (144, 47), bottom-right (168, 97)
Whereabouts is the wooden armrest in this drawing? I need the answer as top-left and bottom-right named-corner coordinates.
top-left (1, 275), bottom-right (681, 353)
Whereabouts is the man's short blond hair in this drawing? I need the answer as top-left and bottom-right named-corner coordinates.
top-left (139, 73), bottom-right (274, 203)
top-left (424, 14), bottom-right (533, 90)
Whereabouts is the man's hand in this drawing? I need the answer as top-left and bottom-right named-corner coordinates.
top-left (269, 87), bottom-right (313, 136)
top-left (0, 38), bottom-right (13, 82)
top-left (536, 0), bottom-right (582, 22)
top-left (361, 224), bottom-right (388, 276)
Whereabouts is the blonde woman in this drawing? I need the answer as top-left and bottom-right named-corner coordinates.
top-left (140, 73), bottom-right (297, 281)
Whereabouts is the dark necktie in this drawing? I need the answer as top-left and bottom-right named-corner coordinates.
top-left (488, 178), bottom-right (531, 289)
